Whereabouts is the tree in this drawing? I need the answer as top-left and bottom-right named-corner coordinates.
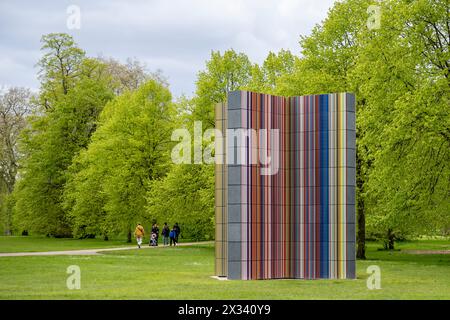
top-left (247, 49), bottom-right (297, 94)
top-left (277, 0), bottom-right (372, 258)
top-left (12, 34), bottom-right (114, 236)
top-left (194, 49), bottom-right (252, 127)
top-left (147, 164), bottom-right (214, 241)
top-left (37, 33), bottom-right (85, 108)
top-left (146, 49), bottom-right (253, 240)
top-left (0, 88), bottom-right (33, 193)
top-left (13, 71), bottom-right (113, 236)
top-left (287, 0), bottom-right (449, 251)
top-left (63, 80), bottom-right (174, 240)
top-left (98, 57), bottom-right (167, 95)
top-left (355, 0), bottom-right (450, 245)
top-left (0, 87), bottom-right (33, 235)
top-left (12, 33), bottom-right (171, 237)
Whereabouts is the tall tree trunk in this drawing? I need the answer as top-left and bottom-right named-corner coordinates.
top-left (356, 146), bottom-right (366, 259)
top-left (127, 228), bottom-right (132, 243)
top-left (356, 199), bottom-right (366, 259)
top-left (387, 229), bottom-right (395, 250)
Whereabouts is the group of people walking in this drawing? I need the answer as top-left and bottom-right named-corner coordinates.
top-left (134, 222), bottom-right (180, 248)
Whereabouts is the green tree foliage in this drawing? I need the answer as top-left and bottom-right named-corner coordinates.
top-left (247, 49), bottom-right (297, 94)
top-left (354, 0), bottom-right (450, 241)
top-left (0, 88), bottom-right (33, 234)
top-left (0, 192), bottom-right (14, 235)
top-left (145, 49), bottom-right (252, 240)
top-left (63, 80), bottom-right (174, 239)
top-left (13, 70), bottom-right (113, 236)
top-left (6, 1), bottom-right (449, 248)
top-left (147, 164), bottom-right (214, 241)
top-left (271, 0), bottom-right (448, 251)
top-left (275, 0), bottom-right (372, 257)
top-left (276, 0), bottom-right (371, 96)
top-left (281, 0), bottom-right (449, 249)
top-left (12, 34), bottom-right (114, 236)
top-left (12, 33), bottom-right (159, 237)
top-left (0, 88), bottom-right (33, 193)
top-left (37, 33), bottom-right (86, 107)
top-left (194, 49), bottom-right (252, 127)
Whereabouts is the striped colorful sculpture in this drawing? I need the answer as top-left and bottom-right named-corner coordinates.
top-left (215, 91), bottom-right (356, 280)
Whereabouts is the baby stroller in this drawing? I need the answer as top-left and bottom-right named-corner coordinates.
top-left (150, 232), bottom-right (158, 246)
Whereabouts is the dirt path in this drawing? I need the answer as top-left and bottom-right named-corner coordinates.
top-left (403, 249), bottom-right (450, 255)
top-left (0, 241), bottom-right (213, 257)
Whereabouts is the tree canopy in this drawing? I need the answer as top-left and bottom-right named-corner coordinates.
top-left (1, 0), bottom-right (448, 246)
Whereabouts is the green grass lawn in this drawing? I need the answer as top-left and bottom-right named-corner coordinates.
top-left (0, 235), bottom-right (195, 253)
top-left (0, 237), bottom-right (449, 299)
top-left (0, 236), bottom-right (135, 253)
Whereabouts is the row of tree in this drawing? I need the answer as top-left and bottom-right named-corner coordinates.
top-left (0, 0), bottom-right (448, 254)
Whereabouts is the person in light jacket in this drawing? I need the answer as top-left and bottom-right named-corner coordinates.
top-left (134, 223), bottom-right (145, 248)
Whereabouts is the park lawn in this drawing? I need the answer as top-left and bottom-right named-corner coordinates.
top-left (0, 236), bottom-right (186, 253)
top-left (0, 236), bottom-right (135, 253)
top-left (0, 235), bottom-right (197, 253)
top-left (0, 239), bottom-right (449, 299)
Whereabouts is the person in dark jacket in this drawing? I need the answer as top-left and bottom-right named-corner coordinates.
top-left (161, 222), bottom-right (170, 246)
top-left (173, 223), bottom-right (181, 242)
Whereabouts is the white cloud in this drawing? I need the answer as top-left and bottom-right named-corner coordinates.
top-left (0, 0), bottom-right (336, 97)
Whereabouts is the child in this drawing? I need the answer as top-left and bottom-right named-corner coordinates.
top-left (169, 228), bottom-right (177, 246)
top-left (149, 223), bottom-right (159, 246)
top-left (174, 223), bottom-right (181, 242)
top-left (150, 232), bottom-right (157, 246)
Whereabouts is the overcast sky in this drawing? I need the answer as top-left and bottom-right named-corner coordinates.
top-left (0, 0), bottom-right (336, 97)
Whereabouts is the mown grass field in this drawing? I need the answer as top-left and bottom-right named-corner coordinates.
top-left (0, 237), bottom-right (449, 299)
top-left (0, 236), bottom-right (135, 253)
